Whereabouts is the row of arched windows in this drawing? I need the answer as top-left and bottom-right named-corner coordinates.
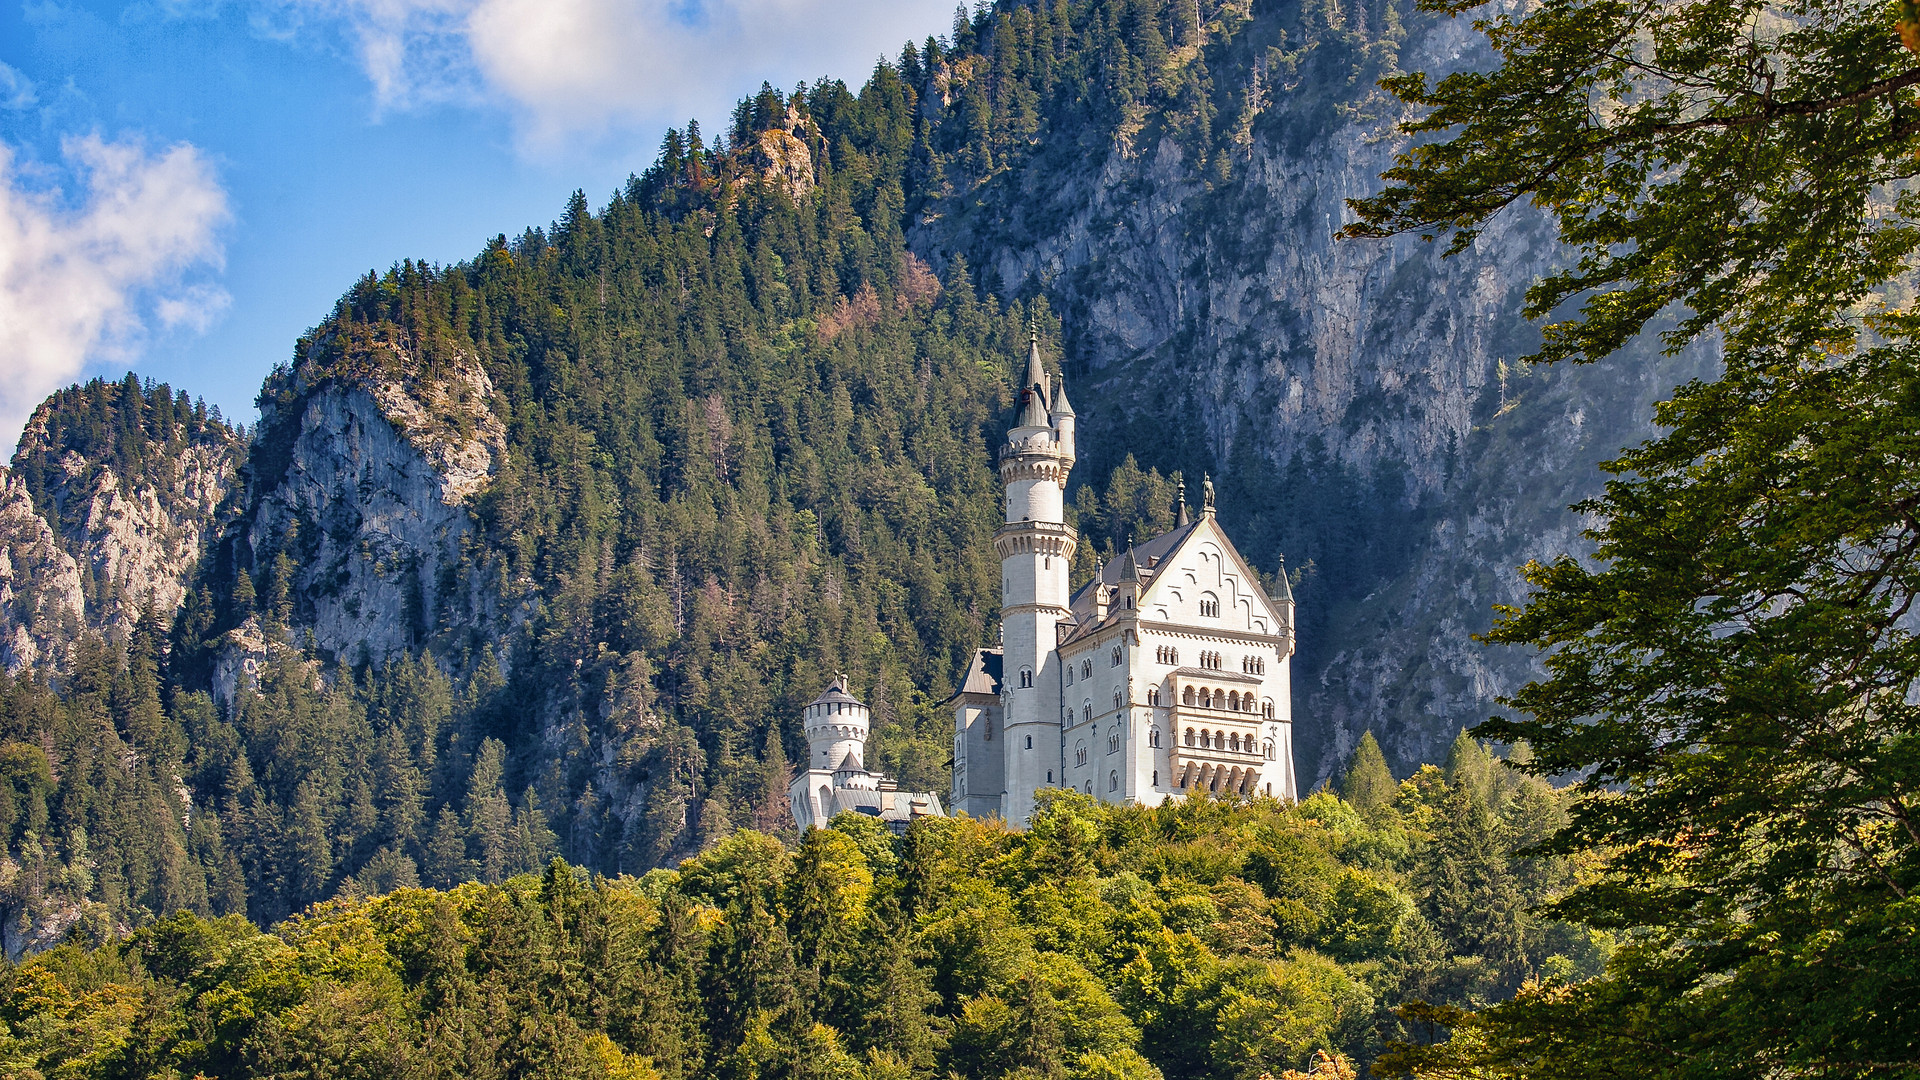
top-left (1242, 655), bottom-right (1266, 675)
top-left (1181, 727), bottom-right (1278, 759)
top-left (1155, 645), bottom-right (1180, 664)
top-left (1181, 686), bottom-right (1271, 715)
top-left (1198, 650), bottom-right (1223, 670)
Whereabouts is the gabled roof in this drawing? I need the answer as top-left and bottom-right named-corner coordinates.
top-left (949, 648), bottom-right (1003, 702)
top-left (1058, 515), bottom-right (1288, 645)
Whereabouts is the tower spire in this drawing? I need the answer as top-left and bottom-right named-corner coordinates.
top-left (1177, 476), bottom-right (1190, 527)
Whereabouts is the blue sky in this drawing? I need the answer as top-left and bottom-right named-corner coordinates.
top-left (0, 0), bottom-right (953, 448)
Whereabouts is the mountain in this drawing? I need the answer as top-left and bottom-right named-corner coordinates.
top-left (0, 0), bottom-right (1712, 933)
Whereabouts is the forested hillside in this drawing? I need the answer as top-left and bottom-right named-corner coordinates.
top-left (0, 746), bottom-right (1598, 1080)
top-left (0, 0), bottom-right (1640, 976)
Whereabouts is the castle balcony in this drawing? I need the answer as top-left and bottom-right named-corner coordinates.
top-left (993, 520), bottom-right (1078, 559)
top-left (1165, 698), bottom-right (1278, 798)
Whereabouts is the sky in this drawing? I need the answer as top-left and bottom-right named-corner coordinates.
top-left (0, 0), bottom-right (955, 451)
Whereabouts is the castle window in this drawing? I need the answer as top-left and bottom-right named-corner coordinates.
top-left (1148, 687), bottom-right (1160, 706)
top-left (1200, 730), bottom-right (1211, 749)
top-left (1076, 743), bottom-right (1087, 766)
top-left (1110, 646), bottom-right (1123, 667)
top-left (1113, 690), bottom-right (1123, 711)
top-left (1264, 739), bottom-right (1276, 760)
top-left (1109, 770), bottom-right (1118, 792)
top-left (1084, 704), bottom-right (1093, 723)
top-left (1183, 686), bottom-right (1196, 706)
top-left (1200, 594), bottom-right (1220, 617)
top-left (1229, 732), bottom-right (1241, 752)
top-left (1263, 700), bottom-right (1274, 719)
top-left (1081, 659), bottom-right (1093, 679)
top-left (1153, 770), bottom-right (1159, 786)
top-left (1065, 665), bottom-right (1072, 686)
top-left (1228, 691), bottom-right (1240, 711)
top-left (1265, 782), bottom-right (1272, 796)
top-left (1149, 727), bottom-right (1161, 747)
top-left (1020, 667), bottom-right (1033, 688)
top-left (1108, 732), bottom-right (1121, 753)
top-left (1026, 735), bottom-right (1033, 749)
top-left (1184, 727), bottom-right (1194, 746)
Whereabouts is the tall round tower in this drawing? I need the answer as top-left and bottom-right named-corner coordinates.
top-left (804, 675), bottom-right (870, 774)
top-left (995, 333), bottom-right (1076, 824)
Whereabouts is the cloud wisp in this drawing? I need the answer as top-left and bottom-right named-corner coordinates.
top-left (0, 136), bottom-right (230, 453)
top-left (273, 0), bottom-right (952, 144)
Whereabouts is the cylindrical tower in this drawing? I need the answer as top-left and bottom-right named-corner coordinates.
top-left (804, 676), bottom-right (870, 772)
top-left (995, 335), bottom-right (1075, 825)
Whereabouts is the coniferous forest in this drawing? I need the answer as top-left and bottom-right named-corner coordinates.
top-left (4, 0), bottom-right (1920, 1074)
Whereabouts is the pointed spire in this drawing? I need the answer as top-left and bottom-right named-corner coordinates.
top-left (1176, 476), bottom-right (1190, 527)
top-left (1051, 374), bottom-right (1075, 417)
top-left (1275, 554), bottom-right (1294, 604)
top-left (1023, 319), bottom-right (1049, 403)
top-left (1118, 544), bottom-right (1142, 583)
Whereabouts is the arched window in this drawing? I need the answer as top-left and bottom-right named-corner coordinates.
top-left (1229, 732), bottom-right (1240, 752)
top-left (1183, 686), bottom-right (1196, 706)
top-left (1075, 743), bottom-right (1088, 766)
top-left (1113, 690), bottom-right (1123, 712)
top-left (1081, 659), bottom-right (1093, 679)
top-left (1200, 594), bottom-right (1220, 617)
top-left (1148, 687), bottom-right (1160, 706)
top-left (1065, 665), bottom-right (1073, 686)
top-left (1109, 770), bottom-right (1119, 792)
top-left (1265, 782), bottom-right (1272, 796)
top-left (1020, 667), bottom-right (1033, 688)
top-left (1108, 731), bottom-right (1121, 753)
top-left (1264, 739), bottom-right (1276, 760)
top-left (1153, 770), bottom-right (1159, 786)
top-left (1025, 734), bottom-right (1033, 749)
top-left (1263, 700), bottom-right (1274, 718)
top-left (1084, 704), bottom-right (1093, 723)
top-left (1228, 690), bottom-right (1240, 711)
top-left (1200, 730), bottom-right (1211, 749)
top-left (1111, 645), bottom-right (1123, 666)
top-left (1184, 727), bottom-right (1195, 746)
top-left (1149, 727), bottom-right (1161, 747)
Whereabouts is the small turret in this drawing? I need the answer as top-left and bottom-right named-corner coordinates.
top-left (1051, 376), bottom-right (1076, 464)
top-left (1274, 555), bottom-right (1296, 655)
top-left (804, 675), bottom-right (870, 773)
top-left (1115, 544), bottom-right (1143, 611)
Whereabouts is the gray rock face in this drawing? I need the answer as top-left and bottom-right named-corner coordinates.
top-left (226, 352), bottom-right (510, 696)
top-left (0, 470), bottom-right (84, 672)
top-left (0, 421), bottom-right (237, 670)
top-left (924, 15), bottom-right (1716, 781)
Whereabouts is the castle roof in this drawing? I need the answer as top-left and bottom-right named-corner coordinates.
top-left (810, 676), bottom-right (863, 708)
top-left (949, 648), bottom-right (1004, 702)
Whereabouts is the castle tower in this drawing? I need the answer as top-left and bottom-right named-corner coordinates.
top-left (995, 333), bottom-right (1076, 824)
top-left (804, 675), bottom-right (870, 778)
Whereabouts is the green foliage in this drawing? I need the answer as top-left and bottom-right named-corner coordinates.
top-left (0, 782), bottom-right (1581, 1079)
top-left (1348, 0), bottom-right (1920, 1070)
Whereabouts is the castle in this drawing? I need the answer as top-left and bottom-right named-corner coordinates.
top-left (792, 335), bottom-right (1297, 832)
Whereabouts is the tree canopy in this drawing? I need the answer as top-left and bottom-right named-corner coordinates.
top-left (1348, 0), bottom-right (1920, 1073)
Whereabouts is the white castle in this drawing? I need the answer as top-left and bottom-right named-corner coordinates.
top-left (792, 335), bottom-right (1297, 832)
top-left (950, 335), bottom-right (1298, 824)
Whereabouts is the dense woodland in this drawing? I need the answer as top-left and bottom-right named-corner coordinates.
top-left (8, 0), bottom-right (1917, 1072)
top-left (5, 0), bottom-right (1413, 937)
top-left (0, 739), bottom-right (1599, 1079)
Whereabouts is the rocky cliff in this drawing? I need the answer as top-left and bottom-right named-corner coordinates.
top-left (0, 378), bottom-right (241, 671)
top-left (916, 2), bottom-right (1716, 779)
top-left (211, 334), bottom-right (511, 702)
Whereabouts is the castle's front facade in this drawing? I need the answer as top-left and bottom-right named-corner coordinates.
top-left (950, 339), bottom-right (1298, 825)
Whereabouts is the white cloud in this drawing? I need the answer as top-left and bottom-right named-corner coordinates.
top-left (0, 135), bottom-right (230, 453)
top-left (0, 63), bottom-right (36, 111)
top-left (273, 0), bottom-right (953, 143)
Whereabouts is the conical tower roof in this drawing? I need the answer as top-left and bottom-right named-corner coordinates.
top-left (810, 675), bottom-right (862, 708)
